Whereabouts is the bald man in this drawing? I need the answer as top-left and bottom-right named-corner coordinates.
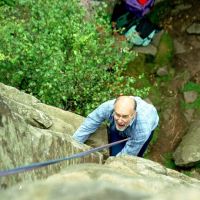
top-left (73, 96), bottom-right (159, 157)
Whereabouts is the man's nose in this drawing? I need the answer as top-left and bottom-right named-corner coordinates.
top-left (117, 117), bottom-right (124, 123)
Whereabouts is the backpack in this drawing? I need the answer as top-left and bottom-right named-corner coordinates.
top-left (125, 0), bottom-right (155, 17)
top-left (125, 17), bottom-right (159, 46)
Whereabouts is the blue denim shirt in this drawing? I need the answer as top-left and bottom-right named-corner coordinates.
top-left (73, 96), bottom-right (159, 156)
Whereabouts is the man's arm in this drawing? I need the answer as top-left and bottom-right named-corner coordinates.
top-left (72, 100), bottom-right (113, 143)
top-left (116, 135), bottom-right (148, 156)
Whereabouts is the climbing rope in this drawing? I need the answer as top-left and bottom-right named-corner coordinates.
top-left (0, 138), bottom-right (129, 177)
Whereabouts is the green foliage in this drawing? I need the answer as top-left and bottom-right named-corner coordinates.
top-left (182, 81), bottom-right (200, 93)
top-left (181, 81), bottom-right (200, 109)
top-left (163, 152), bottom-right (176, 169)
top-left (193, 161), bottom-right (200, 168)
top-left (0, 0), bottom-right (15, 6)
top-left (0, 0), bottom-right (148, 116)
top-left (154, 32), bottom-right (174, 67)
top-left (181, 170), bottom-right (192, 177)
top-left (150, 125), bottom-right (160, 146)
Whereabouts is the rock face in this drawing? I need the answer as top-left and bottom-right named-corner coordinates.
top-left (0, 83), bottom-right (108, 149)
top-left (1, 156), bottom-right (200, 200)
top-left (0, 83), bottom-right (104, 189)
top-left (1, 83), bottom-right (200, 199)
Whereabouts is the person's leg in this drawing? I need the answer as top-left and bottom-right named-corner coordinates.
top-left (107, 126), bottom-right (127, 156)
top-left (137, 131), bottom-right (154, 157)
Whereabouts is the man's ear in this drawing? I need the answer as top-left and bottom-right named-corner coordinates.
top-left (134, 99), bottom-right (137, 111)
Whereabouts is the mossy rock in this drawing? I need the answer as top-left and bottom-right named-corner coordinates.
top-left (154, 31), bottom-right (174, 68)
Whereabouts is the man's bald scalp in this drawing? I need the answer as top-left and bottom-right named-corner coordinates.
top-left (114, 96), bottom-right (136, 111)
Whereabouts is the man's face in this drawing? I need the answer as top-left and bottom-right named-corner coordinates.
top-left (114, 102), bottom-right (136, 131)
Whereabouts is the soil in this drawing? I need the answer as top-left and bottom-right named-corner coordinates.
top-left (148, 0), bottom-right (200, 165)
top-left (161, 0), bottom-right (200, 76)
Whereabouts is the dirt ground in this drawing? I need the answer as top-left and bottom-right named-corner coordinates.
top-left (148, 0), bottom-right (200, 165)
top-left (163, 0), bottom-right (200, 62)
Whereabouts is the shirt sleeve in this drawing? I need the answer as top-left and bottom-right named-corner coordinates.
top-left (116, 134), bottom-right (148, 156)
top-left (72, 101), bottom-right (112, 143)
top-left (117, 120), bottom-right (153, 156)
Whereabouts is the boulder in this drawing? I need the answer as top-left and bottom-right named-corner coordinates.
top-left (187, 23), bottom-right (200, 35)
top-left (0, 85), bottom-right (104, 189)
top-left (183, 91), bottom-right (198, 104)
top-left (1, 156), bottom-right (200, 200)
top-left (0, 83), bottom-right (108, 151)
top-left (0, 83), bottom-right (52, 129)
top-left (173, 120), bottom-right (200, 167)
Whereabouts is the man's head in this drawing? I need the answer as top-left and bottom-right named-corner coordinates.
top-left (114, 96), bottom-right (136, 131)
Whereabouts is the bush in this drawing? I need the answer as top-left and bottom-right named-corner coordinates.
top-left (0, 0), bottom-right (148, 116)
top-left (0, 0), bottom-right (15, 6)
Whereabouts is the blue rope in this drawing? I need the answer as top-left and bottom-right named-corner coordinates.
top-left (0, 138), bottom-right (129, 177)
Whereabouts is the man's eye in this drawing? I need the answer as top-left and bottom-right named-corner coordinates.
top-left (123, 116), bottom-right (128, 119)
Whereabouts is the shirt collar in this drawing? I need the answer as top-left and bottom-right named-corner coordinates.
top-left (129, 113), bottom-right (137, 127)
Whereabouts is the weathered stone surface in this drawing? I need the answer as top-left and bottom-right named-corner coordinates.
top-left (2, 81), bottom-right (199, 198)
top-left (0, 82), bottom-right (108, 149)
top-left (171, 4), bottom-right (192, 15)
top-left (134, 44), bottom-right (157, 56)
top-left (184, 108), bottom-right (195, 123)
top-left (0, 83), bottom-right (52, 128)
top-left (34, 103), bottom-right (83, 133)
top-left (1, 95), bottom-right (52, 129)
top-left (173, 120), bottom-right (200, 167)
top-left (106, 156), bottom-right (200, 185)
top-left (1, 156), bottom-right (200, 200)
top-left (35, 102), bottom-right (109, 156)
top-left (173, 39), bottom-right (188, 54)
top-left (187, 23), bottom-right (200, 34)
top-left (0, 83), bottom-right (40, 105)
top-left (34, 102), bottom-right (108, 154)
top-left (156, 66), bottom-right (169, 76)
top-left (183, 91), bottom-right (198, 103)
top-left (0, 94), bottom-right (103, 189)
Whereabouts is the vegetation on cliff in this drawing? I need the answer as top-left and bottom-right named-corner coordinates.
top-left (0, 0), bottom-right (149, 116)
